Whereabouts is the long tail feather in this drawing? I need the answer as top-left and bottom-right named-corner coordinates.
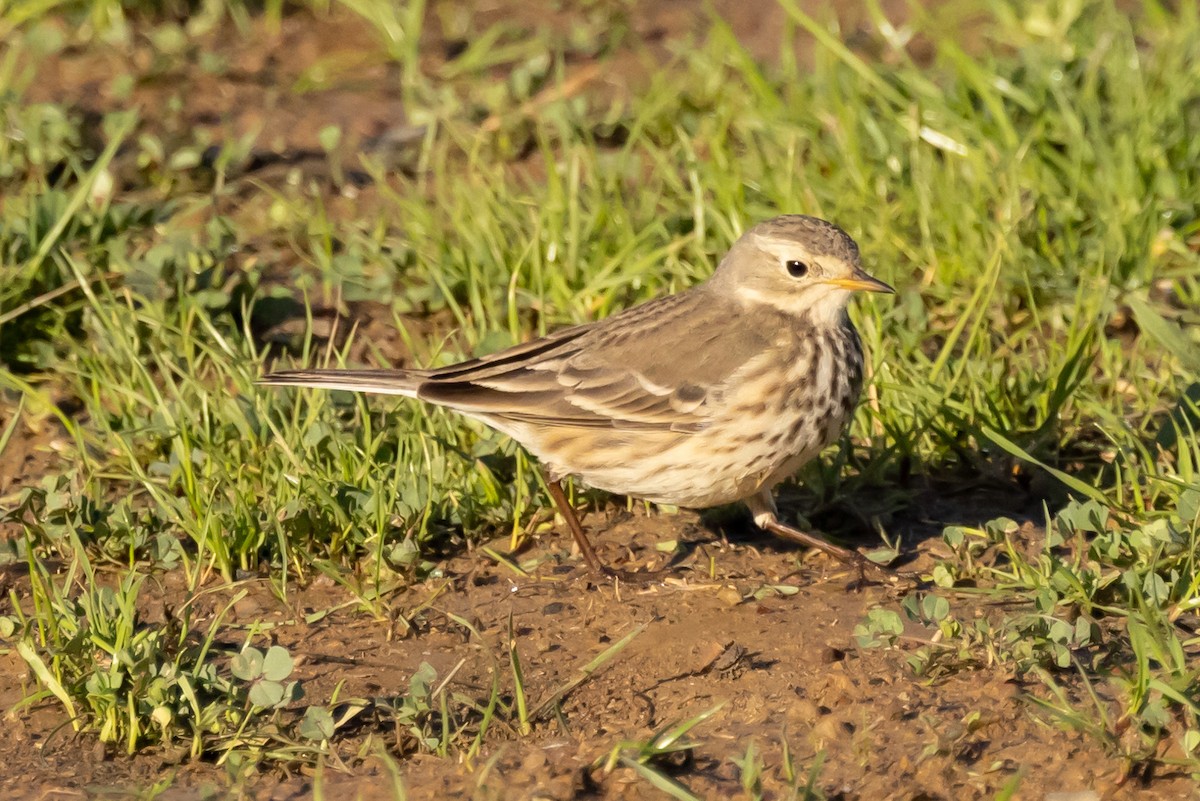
top-left (257, 369), bottom-right (421, 398)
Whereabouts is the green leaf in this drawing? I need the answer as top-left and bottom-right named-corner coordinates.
top-left (1179, 488), bottom-right (1200, 525)
top-left (386, 537), bottom-right (421, 567)
top-left (1074, 616), bottom-right (1098, 646)
top-left (981, 427), bottom-right (1109, 504)
top-left (261, 646), bottom-right (293, 682)
top-left (931, 563), bottom-right (955, 588)
top-left (1048, 619), bottom-right (1073, 643)
top-left (18, 641), bottom-right (77, 721)
top-left (871, 608), bottom-right (904, 636)
top-left (983, 517), bottom-right (1019, 539)
top-left (249, 680), bottom-right (285, 708)
top-left (300, 707), bottom-right (336, 741)
top-left (1141, 573), bottom-right (1170, 606)
top-left (409, 661), bottom-right (437, 699)
top-left (1139, 696), bottom-right (1172, 730)
top-left (1056, 499), bottom-right (1109, 533)
top-left (854, 608), bottom-right (904, 649)
top-left (618, 756), bottom-right (702, 801)
top-left (301, 422), bottom-right (334, 450)
top-left (921, 594), bottom-right (950, 622)
top-left (866, 545), bottom-right (899, 565)
top-left (942, 526), bottom-right (968, 548)
top-left (1127, 296), bottom-right (1200, 375)
top-left (231, 647), bottom-right (264, 681)
top-left (296, 705), bottom-right (331, 738)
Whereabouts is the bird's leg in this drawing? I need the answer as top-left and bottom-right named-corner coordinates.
top-left (745, 490), bottom-right (894, 580)
top-left (540, 470), bottom-right (674, 583)
top-left (541, 470), bottom-right (606, 573)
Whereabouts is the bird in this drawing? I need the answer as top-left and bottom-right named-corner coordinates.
top-left (259, 214), bottom-right (895, 578)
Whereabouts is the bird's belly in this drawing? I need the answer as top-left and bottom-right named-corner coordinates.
top-left (524, 409), bottom-right (843, 510)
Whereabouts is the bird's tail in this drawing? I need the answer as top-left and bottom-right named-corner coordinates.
top-left (257, 369), bottom-right (422, 398)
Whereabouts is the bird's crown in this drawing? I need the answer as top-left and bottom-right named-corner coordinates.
top-left (745, 214), bottom-right (860, 263)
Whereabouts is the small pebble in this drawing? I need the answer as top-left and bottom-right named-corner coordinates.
top-left (716, 585), bottom-right (742, 607)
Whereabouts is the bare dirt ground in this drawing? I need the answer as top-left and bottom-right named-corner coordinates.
top-left (1, 2), bottom-right (1185, 799)
top-left (8, 501), bottom-right (1186, 800)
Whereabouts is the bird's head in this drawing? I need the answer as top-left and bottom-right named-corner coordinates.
top-left (713, 215), bottom-right (893, 325)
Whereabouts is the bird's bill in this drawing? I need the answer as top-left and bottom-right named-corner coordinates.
top-left (823, 270), bottom-right (895, 294)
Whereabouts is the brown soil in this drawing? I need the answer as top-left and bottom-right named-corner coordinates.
top-left (0, 2), bottom-right (1182, 800)
top-left (6, 505), bottom-right (1185, 801)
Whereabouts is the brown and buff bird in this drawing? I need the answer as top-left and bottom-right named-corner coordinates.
top-left (260, 215), bottom-right (894, 578)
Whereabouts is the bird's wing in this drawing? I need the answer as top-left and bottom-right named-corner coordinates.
top-left (418, 289), bottom-right (772, 432)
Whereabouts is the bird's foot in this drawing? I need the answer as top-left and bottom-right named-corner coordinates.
top-left (761, 517), bottom-right (912, 587)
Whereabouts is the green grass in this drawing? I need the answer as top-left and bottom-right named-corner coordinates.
top-left (1, 0), bottom-right (1199, 790)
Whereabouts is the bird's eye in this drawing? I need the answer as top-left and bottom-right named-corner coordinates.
top-left (785, 260), bottom-right (809, 278)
